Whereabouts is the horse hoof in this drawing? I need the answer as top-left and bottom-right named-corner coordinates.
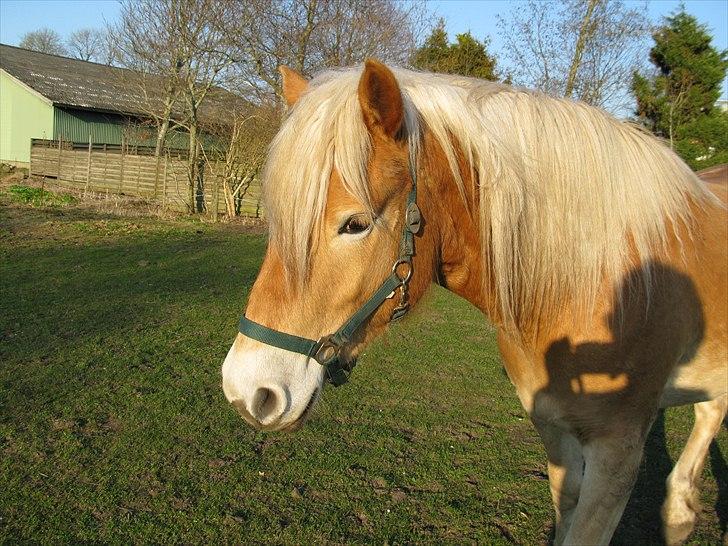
top-left (661, 499), bottom-right (697, 546)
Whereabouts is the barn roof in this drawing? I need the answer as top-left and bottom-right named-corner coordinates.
top-left (0, 43), bottom-right (245, 124)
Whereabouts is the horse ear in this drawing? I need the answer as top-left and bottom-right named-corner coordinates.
top-left (358, 59), bottom-right (404, 140)
top-left (279, 66), bottom-right (308, 107)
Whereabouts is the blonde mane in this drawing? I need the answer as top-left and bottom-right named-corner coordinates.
top-left (263, 66), bottom-right (712, 327)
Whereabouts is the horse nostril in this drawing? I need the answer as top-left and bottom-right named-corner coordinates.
top-left (232, 399), bottom-right (256, 424)
top-left (252, 386), bottom-right (286, 425)
top-left (254, 387), bottom-right (271, 413)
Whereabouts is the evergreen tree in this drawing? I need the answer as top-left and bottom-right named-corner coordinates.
top-left (412, 19), bottom-right (498, 81)
top-left (632, 9), bottom-right (727, 169)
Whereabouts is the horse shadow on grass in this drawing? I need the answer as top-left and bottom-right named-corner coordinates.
top-left (613, 412), bottom-right (727, 545)
top-left (709, 432), bottom-right (728, 538)
top-left (532, 262), bottom-right (725, 545)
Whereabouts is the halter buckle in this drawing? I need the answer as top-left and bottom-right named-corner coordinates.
top-left (313, 335), bottom-right (341, 367)
top-left (312, 335), bottom-right (354, 386)
top-left (390, 301), bottom-right (410, 321)
top-left (406, 202), bottom-right (422, 234)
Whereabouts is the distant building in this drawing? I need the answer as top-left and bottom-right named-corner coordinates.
top-left (0, 44), bottom-right (240, 167)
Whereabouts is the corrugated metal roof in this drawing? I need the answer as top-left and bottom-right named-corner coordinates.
top-left (0, 43), bottom-right (246, 124)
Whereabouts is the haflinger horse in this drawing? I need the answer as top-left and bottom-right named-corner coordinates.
top-left (222, 60), bottom-right (727, 545)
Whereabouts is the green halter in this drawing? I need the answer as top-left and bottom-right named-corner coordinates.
top-left (238, 163), bottom-right (421, 386)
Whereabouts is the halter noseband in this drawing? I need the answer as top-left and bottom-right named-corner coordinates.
top-left (238, 162), bottom-right (421, 387)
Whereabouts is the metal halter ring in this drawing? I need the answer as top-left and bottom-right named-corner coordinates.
top-left (392, 259), bottom-right (413, 284)
top-left (313, 335), bottom-right (340, 367)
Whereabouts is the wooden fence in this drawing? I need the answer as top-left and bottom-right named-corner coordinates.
top-left (29, 139), bottom-right (262, 216)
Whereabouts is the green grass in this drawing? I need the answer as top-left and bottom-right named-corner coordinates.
top-left (0, 195), bottom-right (725, 544)
top-left (7, 184), bottom-right (76, 207)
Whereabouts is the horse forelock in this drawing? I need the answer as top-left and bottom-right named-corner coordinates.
top-left (263, 69), bottom-right (372, 284)
top-left (261, 65), bottom-right (714, 328)
top-left (263, 68), bottom-right (425, 284)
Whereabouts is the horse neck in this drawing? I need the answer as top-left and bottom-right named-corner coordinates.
top-left (419, 131), bottom-right (497, 321)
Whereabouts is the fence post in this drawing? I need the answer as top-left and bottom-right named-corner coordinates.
top-left (135, 147), bottom-right (141, 195)
top-left (119, 137), bottom-right (125, 193)
top-left (213, 168), bottom-right (220, 222)
top-left (162, 153), bottom-right (169, 207)
top-left (56, 138), bottom-right (62, 179)
top-left (154, 154), bottom-right (161, 200)
top-left (71, 141), bottom-right (77, 184)
top-left (103, 143), bottom-right (108, 185)
top-left (84, 134), bottom-right (92, 195)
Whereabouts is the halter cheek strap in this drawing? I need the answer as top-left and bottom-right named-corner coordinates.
top-left (238, 164), bottom-right (420, 387)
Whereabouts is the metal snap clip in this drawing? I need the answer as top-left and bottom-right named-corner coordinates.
top-left (406, 202), bottom-right (422, 234)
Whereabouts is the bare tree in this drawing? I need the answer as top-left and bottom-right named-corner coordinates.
top-left (223, 0), bottom-right (428, 101)
top-left (112, 0), bottom-right (237, 212)
top-left (202, 105), bottom-right (278, 218)
top-left (563, 0), bottom-right (600, 98)
top-left (66, 29), bottom-right (106, 62)
top-left (498, 0), bottom-right (651, 114)
top-left (111, 0), bottom-right (185, 157)
top-left (314, 0), bottom-right (427, 67)
top-left (110, 0), bottom-right (427, 213)
top-left (99, 29), bottom-right (121, 65)
top-left (167, 0), bottom-right (237, 213)
top-left (19, 28), bottom-right (67, 56)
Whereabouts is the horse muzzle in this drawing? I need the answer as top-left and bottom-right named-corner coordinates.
top-left (221, 342), bottom-right (323, 431)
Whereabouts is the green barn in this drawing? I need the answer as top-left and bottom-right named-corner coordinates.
top-left (0, 44), bottom-right (233, 167)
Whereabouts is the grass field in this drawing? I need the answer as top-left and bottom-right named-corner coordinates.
top-left (1, 187), bottom-right (726, 544)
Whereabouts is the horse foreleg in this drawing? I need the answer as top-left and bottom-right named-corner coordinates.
top-left (561, 431), bottom-right (647, 545)
top-left (533, 420), bottom-right (584, 545)
top-left (662, 394), bottom-right (728, 546)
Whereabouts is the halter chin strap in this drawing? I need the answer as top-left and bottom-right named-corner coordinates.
top-left (238, 163), bottom-right (420, 387)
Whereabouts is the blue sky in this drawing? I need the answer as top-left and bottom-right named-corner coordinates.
top-left (431, 0), bottom-right (728, 100)
top-left (431, 0), bottom-right (727, 49)
top-left (0, 0), bottom-right (121, 41)
top-left (1, 0), bottom-right (726, 98)
top-left (1, 0), bottom-right (725, 48)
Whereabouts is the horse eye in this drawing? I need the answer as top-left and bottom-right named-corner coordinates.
top-left (339, 215), bottom-right (371, 235)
